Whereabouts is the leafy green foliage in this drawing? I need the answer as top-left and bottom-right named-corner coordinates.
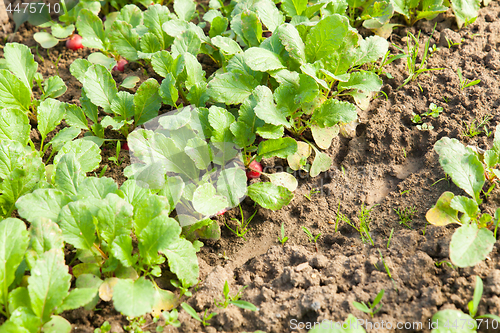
top-left (427, 128), bottom-right (500, 267)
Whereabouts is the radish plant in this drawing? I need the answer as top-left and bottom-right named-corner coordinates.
top-left (426, 125), bottom-right (500, 267)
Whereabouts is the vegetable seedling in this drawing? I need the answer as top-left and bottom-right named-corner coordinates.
top-left (108, 141), bottom-right (123, 166)
top-left (302, 226), bottom-right (320, 252)
top-left (94, 321), bottom-right (111, 333)
top-left (457, 67), bottom-right (481, 90)
top-left (278, 223), bottom-right (289, 245)
top-left (423, 103), bottom-right (443, 118)
top-left (393, 206), bottom-right (417, 229)
top-left (66, 34), bottom-right (83, 50)
top-left (304, 189), bottom-right (320, 201)
top-left (181, 302), bottom-right (217, 327)
top-left (352, 289), bottom-right (385, 318)
top-left (225, 205), bottom-right (257, 241)
top-left (214, 281), bottom-right (257, 311)
top-left (416, 123), bottom-right (434, 131)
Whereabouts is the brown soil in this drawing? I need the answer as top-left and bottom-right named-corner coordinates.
top-left (1, 2), bottom-right (500, 333)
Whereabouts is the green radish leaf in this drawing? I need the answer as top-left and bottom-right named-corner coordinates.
top-left (275, 23), bottom-right (306, 65)
top-left (87, 53), bottom-right (116, 71)
top-left (434, 137), bottom-right (485, 203)
top-left (254, 86), bottom-right (291, 127)
top-left (450, 224), bottom-right (495, 268)
top-left (28, 249), bottom-right (71, 323)
top-left (43, 76), bottom-right (67, 99)
top-left (111, 91), bottom-right (135, 120)
top-left (244, 47), bottom-right (285, 72)
top-left (151, 51), bottom-right (175, 78)
top-left (144, 5), bottom-right (173, 49)
top-left (28, 218), bottom-right (64, 261)
top-left (257, 137), bottom-right (298, 159)
top-left (37, 98), bottom-right (66, 141)
top-left (41, 315), bottom-right (71, 333)
top-left (192, 183), bottom-right (229, 216)
top-left (69, 59), bottom-right (92, 84)
top-left (0, 218), bottom-right (29, 304)
top-left (174, 0), bottom-right (197, 21)
top-left (305, 14), bottom-right (349, 62)
top-left (138, 33), bottom-right (162, 59)
top-left (120, 179), bottom-right (152, 208)
top-left (181, 52), bottom-right (205, 90)
top-left (426, 192), bottom-right (461, 226)
top-left (216, 167), bottom-right (247, 207)
top-left (0, 69), bottom-right (31, 111)
top-left (160, 237), bottom-right (199, 287)
top-left (77, 177), bottom-right (118, 200)
top-left (208, 106), bottom-right (235, 143)
top-left (209, 16), bottom-right (228, 38)
top-left (33, 32), bottom-right (59, 49)
top-left (241, 10), bottom-right (263, 47)
top-left (109, 21), bottom-right (140, 61)
top-left (54, 153), bottom-right (85, 198)
top-left (138, 215), bottom-right (176, 266)
top-left (255, 123), bottom-right (283, 140)
top-left (111, 235), bottom-right (137, 267)
top-left (392, 0), bottom-right (419, 19)
top-left (134, 79), bottom-right (161, 126)
top-left (116, 4), bottom-right (143, 27)
top-left (311, 124), bottom-right (339, 150)
top-left (493, 124), bottom-right (500, 154)
top-left (159, 176), bottom-right (184, 212)
top-left (450, 195), bottom-right (479, 218)
top-left (431, 309), bottom-right (476, 332)
top-left (295, 74), bottom-right (319, 105)
top-left (185, 137), bottom-right (212, 170)
top-left (83, 64), bottom-right (118, 113)
top-left (159, 74), bottom-right (179, 107)
top-left (16, 189), bottom-right (71, 224)
top-left (211, 36), bottom-right (243, 55)
top-left (55, 139), bottom-right (102, 173)
top-left (120, 76), bottom-right (140, 89)
top-left (57, 201), bottom-right (97, 251)
top-left (451, 0), bottom-right (480, 28)
top-left (267, 172), bottom-right (298, 192)
top-left (4, 43), bottom-right (38, 91)
top-left (483, 150), bottom-right (498, 168)
top-left (7, 287), bottom-right (30, 314)
top-left (281, 0), bottom-right (307, 16)
top-left (64, 104), bottom-right (88, 130)
top-left (354, 36), bottom-right (390, 66)
top-left (0, 109), bottom-right (30, 145)
top-left (255, 0), bottom-right (285, 32)
top-left (207, 72), bottom-right (259, 105)
top-left (310, 150), bottom-right (332, 177)
top-left (311, 99), bottom-right (357, 128)
top-left (51, 24), bottom-right (75, 38)
top-left (49, 127), bottom-right (82, 153)
top-left (112, 277), bottom-right (155, 317)
top-left (96, 194), bottom-right (133, 244)
top-left (248, 182), bottom-right (293, 210)
top-left (338, 71), bottom-right (383, 93)
top-left (171, 30), bottom-right (202, 58)
top-left (57, 288), bottom-right (97, 313)
top-left (76, 9), bottom-right (106, 49)
top-left (134, 195), bottom-right (170, 237)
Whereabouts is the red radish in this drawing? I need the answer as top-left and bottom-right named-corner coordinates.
top-left (66, 34), bottom-right (84, 50)
top-left (263, 31), bottom-right (272, 38)
top-left (113, 58), bottom-right (128, 72)
top-left (246, 160), bottom-right (262, 179)
top-left (122, 142), bottom-right (129, 151)
top-left (216, 208), bottom-right (228, 215)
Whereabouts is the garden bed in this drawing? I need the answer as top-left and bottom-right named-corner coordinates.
top-left (1, 1), bottom-right (500, 333)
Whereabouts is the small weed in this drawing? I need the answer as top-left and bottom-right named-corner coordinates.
top-left (411, 112), bottom-right (422, 124)
top-left (400, 189), bottom-right (411, 196)
top-left (435, 260), bottom-right (457, 270)
top-left (181, 303), bottom-right (217, 327)
top-left (304, 189), bottom-right (321, 201)
top-left (359, 204), bottom-right (377, 246)
top-left (429, 44), bottom-right (440, 56)
top-left (442, 96), bottom-right (449, 103)
top-left (423, 103), bottom-right (443, 118)
top-left (215, 281), bottom-right (257, 311)
top-left (278, 223), bottom-right (289, 245)
top-left (394, 26), bottom-right (443, 89)
top-left (387, 228), bottom-right (394, 249)
top-left (225, 204), bottom-right (257, 241)
top-left (402, 148), bottom-right (407, 159)
top-left (302, 226), bottom-right (321, 251)
top-left (393, 206), bottom-right (417, 229)
top-left (95, 321), bottom-right (111, 333)
top-left (124, 316), bottom-right (148, 332)
top-left (156, 309), bottom-right (181, 329)
top-left (352, 289), bottom-right (385, 318)
top-left (462, 115), bottom-right (491, 138)
top-left (375, 250), bottom-right (397, 291)
top-left (171, 279), bottom-right (192, 298)
top-left (417, 123), bottom-right (434, 131)
top-left (109, 141), bottom-right (123, 166)
top-left (445, 36), bottom-right (463, 48)
top-left (457, 67), bottom-right (481, 90)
